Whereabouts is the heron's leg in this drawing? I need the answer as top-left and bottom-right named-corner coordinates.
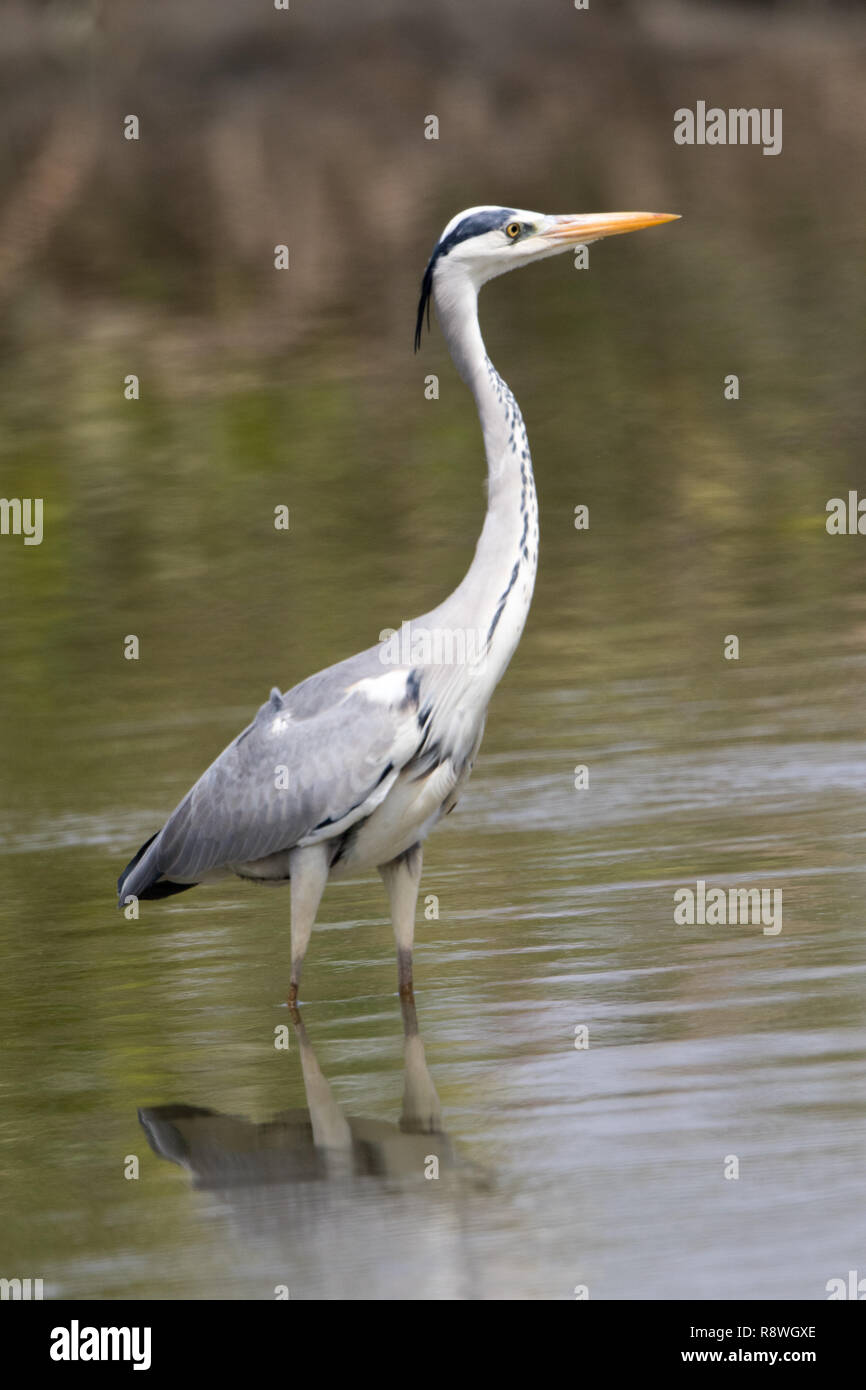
top-left (287, 843), bottom-right (330, 1005)
top-left (379, 842), bottom-right (423, 998)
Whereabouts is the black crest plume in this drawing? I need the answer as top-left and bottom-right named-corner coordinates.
top-left (414, 256), bottom-right (436, 352)
top-left (414, 208), bottom-right (516, 352)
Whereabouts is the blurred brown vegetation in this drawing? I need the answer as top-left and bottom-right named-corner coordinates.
top-left (0, 0), bottom-right (864, 373)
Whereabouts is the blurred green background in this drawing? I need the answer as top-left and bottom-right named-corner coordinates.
top-left (0, 0), bottom-right (864, 1300)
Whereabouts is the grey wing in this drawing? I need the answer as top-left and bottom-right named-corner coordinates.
top-left (118, 659), bottom-right (423, 901)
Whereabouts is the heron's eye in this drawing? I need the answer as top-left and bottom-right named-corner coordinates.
top-left (505, 222), bottom-right (522, 240)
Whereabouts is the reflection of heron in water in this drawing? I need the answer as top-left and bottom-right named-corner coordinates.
top-left (139, 1001), bottom-right (489, 1296)
top-left (139, 999), bottom-right (470, 1187)
top-left (139, 1000), bottom-right (489, 1297)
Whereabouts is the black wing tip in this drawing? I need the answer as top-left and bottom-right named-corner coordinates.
top-left (117, 876), bottom-right (198, 907)
top-left (138, 879), bottom-right (198, 902)
top-left (117, 831), bottom-right (158, 904)
top-left (116, 828), bottom-right (197, 907)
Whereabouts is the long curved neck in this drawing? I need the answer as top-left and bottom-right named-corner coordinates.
top-left (430, 273), bottom-right (539, 683)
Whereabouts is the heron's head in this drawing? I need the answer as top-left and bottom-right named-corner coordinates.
top-left (415, 204), bottom-right (679, 350)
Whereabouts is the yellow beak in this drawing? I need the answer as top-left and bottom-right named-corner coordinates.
top-left (538, 211), bottom-right (680, 245)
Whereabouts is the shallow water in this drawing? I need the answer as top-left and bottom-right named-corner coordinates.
top-left (3, 548), bottom-right (864, 1298)
top-left (2, 213), bottom-right (865, 1299)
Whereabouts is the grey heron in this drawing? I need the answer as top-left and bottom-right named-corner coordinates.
top-left (118, 204), bottom-right (679, 1002)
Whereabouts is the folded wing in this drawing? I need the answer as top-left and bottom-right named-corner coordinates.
top-left (118, 662), bottom-right (423, 902)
